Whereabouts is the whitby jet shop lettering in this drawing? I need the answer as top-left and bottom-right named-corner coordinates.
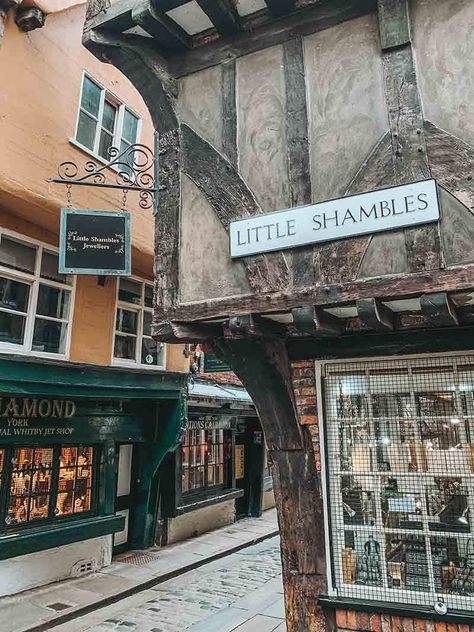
top-left (230, 179), bottom-right (440, 257)
top-left (0, 398), bottom-right (76, 438)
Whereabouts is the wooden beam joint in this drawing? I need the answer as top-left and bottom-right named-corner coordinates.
top-left (356, 298), bottom-right (394, 331)
top-left (195, 0), bottom-right (241, 36)
top-left (224, 314), bottom-right (287, 338)
top-left (264, 0), bottom-right (295, 18)
top-left (291, 306), bottom-right (343, 337)
top-left (420, 292), bottom-right (459, 327)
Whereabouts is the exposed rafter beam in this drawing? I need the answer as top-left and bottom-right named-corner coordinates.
top-left (153, 321), bottom-right (222, 342)
top-left (195, 0), bottom-right (242, 36)
top-left (264, 0), bottom-right (295, 17)
top-left (132, 1), bottom-right (192, 53)
top-left (291, 306), bottom-right (343, 337)
top-left (225, 314), bottom-right (287, 338)
top-left (420, 292), bottom-right (459, 327)
top-left (356, 298), bottom-right (394, 331)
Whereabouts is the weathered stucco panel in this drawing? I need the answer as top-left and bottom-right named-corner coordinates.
top-left (439, 187), bottom-right (474, 267)
top-left (180, 175), bottom-right (251, 303)
top-left (178, 65), bottom-right (223, 151)
top-left (304, 14), bottom-right (389, 202)
top-left (237, 45), bottom-right (289, 213)
top-left (412, 0), bottom-right (474, 148)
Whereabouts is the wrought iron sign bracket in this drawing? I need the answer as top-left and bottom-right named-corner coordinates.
top-left (48, 133), bottom-right (159, 213)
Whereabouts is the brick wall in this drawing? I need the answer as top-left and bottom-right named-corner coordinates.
top-left (290, 359), bottom-right (320, 471)
top-left (336, 610), bottom-right (473, 632)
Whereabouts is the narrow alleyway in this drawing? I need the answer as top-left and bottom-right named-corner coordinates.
top-left (55, 537), bottom-right (285, 632)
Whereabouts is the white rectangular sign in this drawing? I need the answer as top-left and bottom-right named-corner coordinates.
top-left (230, 179), bottom-right (440, 258)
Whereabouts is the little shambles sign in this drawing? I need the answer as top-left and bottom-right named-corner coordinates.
top-left (59, 208), bottom-right (131, 275)
top-left (230, 179), bottom-right (440, 257)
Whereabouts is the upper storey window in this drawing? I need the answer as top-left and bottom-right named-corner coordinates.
top-left (74, 74), bottom-right (140, 162)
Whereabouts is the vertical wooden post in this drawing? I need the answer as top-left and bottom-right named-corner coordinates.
top-left (214, 338), bottom-right (330, 632)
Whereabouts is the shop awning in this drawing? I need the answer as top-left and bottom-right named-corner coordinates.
top-left (187, 379), bottom-right (252, 404)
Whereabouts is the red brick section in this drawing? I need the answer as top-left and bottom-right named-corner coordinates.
top-left (290, 360), bottom-right (321, 471)
top-left (336, 610), bottom-right (474, 632)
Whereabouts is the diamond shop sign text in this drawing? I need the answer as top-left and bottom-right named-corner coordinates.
top-left (230, 179), bottom-right (440, 258)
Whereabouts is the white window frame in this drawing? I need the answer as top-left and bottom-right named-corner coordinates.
top-left (112, 277), bottom-right (166, 370)
top-left (318, 350), bottom-right (474, 613)
top-left (0, 228), bottom-right (76, 360)
top-left (71, 71), bottom-right (142, 166)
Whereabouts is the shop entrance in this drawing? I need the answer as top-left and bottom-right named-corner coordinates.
top-left (235, 419), bottom-right (264, 519)
top-left (114, 443), bottom-right (137, 552)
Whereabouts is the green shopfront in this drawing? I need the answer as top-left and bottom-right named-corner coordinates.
top-left (0, 355), bottom-right (187, 597)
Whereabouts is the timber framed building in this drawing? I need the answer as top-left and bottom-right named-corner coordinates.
top-left (82, 0), bottom-right (474, 629)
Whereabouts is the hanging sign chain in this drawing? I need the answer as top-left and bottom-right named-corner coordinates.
top-left (121, 188), bottom-right (128, 211)
top-left (66, 184), bottom-right (72, 208)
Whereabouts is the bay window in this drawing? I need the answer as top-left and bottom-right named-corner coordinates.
top-left (323, 354), bottom-right (474, 612)
top-left (113, 279), bottom-right (165, 368)
top-left (0, 231), bottom-right (74, 357)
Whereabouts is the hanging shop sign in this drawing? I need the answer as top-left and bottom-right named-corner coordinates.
top-left (186, 414), bottom-right (235, 430)
top-left (235, 444), bottom-right (245, 480)
top-left (230, 179), bottom-right (440, 257)
top-left (203, 353), bottom-right (231, 373)
top-left (59, 209), bottom-right (131, 275)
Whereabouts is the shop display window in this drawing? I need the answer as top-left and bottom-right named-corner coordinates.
top-left (0, 445), bottom-right (97, 529)
top-left (182, 428), bottom-right (228, 495)
top-left (324, 355), bottom-right (474, 611)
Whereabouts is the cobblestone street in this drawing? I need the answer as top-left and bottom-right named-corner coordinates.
top-left (56, 536), bottom-right (285, 632)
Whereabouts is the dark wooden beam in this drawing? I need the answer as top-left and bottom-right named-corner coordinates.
top-left (356, 298), bottom-right (394, 331)
top-left (420, 292), bottom-right (459, 328)
top-left (292, 306), bottom-right (343, 337)
top-left (132, 1), bottom-right (192, 53)
top-left (458, 304), bottom-right (474, 325)
top-left (225, 314), bottom-right (287, 338)
top-left (377, 0), bottom-right (441, 272)
top-left (168, 0), bottom-right (376, 77)
top-left (264, 0), bottom-right (295, 17)
top-left (195, 0), bottom-right (241, 36)
top-left (157, 266), bottom-right (474, 323)
top-left (181, 124), bottom-right (290, 294)
top-left (288, 326), bottom-right (474, 361)
top-left (221, 61), bottom-right (237, 167)
top-left (152, 320), bottom-right (222, 342)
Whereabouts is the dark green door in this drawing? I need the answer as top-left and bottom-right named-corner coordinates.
top-left (113, 443), bottom-right (136, 553)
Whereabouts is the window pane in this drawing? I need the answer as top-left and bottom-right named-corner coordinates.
top-left (0, 277), bottom-right (30, 312)
top-left (32, 318), bottom-right (68, 354)
top-left (7, 447), bottom-right (53, 525)
top-left (143, 311), bottom-right (152, 337)
top-left (114, 334), bottom-right (136, 360)
top-left (118, 279), bottom-right (142, 305)
top-left (81, 76), bottom-right (101, 116)
top-left (122, 109), bottom-right (138, 143)
top-left (41, 252), bottom-right (72, 284)
top-left (144, 285), bottom-right (153, 308)
top-left (98, 130), bottom-right (113, 160)
top-left (102, 100), bottom-right (117, 133)
top-left (0, 311), bottom-right (26, 344)
top-left (0, 236), bottom-right (36, 274)
top-left (119, 140), bottom-right (133, 177)
top-left (386, 534), bottom-right (429, 592)
top-left (116, 308), bottom-right (137, 334)
top-left (141, 337), bottom-right (164, 366)
top-left (76, 111), bottom-right (97, 151)
top-left (36, 285), bottom-right (70, 319)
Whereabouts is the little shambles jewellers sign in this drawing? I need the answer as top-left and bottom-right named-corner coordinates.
top-left (230, 179), bottom-right (440, 257)
top-left (59, 208), bottom-right (131, 275)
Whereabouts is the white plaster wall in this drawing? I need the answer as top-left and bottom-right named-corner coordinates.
top-left (167, 500), bottom-right (236, 545)
top-left (0, 535), bottom-right (112, 597)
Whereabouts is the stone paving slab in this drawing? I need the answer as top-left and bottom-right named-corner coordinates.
top-left (2, 509), bottom-right (278, 632)
top-left (54, 537), bottom-right (284, 632)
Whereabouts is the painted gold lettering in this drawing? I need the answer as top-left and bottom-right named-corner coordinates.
top-left (64, 401), bottom-right (76, 418)
top-left (3, 399), bottom-right (19, 417)
top-left (21, 399), bottom-right (38, 418)
top-left (38, 399), bottom-right (52, 418)
top-left (52, 400), bottom-right (64, 418)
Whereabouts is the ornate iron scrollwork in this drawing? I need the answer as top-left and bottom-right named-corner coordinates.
top-left (49, 143), bottom-right (157, 210)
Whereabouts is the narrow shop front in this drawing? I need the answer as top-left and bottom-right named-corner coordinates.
top-left (159, 380), bottom-right (268, 545)
top-left (0, 355), bottom-right (186, 596)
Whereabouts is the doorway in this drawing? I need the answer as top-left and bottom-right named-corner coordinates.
top-left (114, 443), bottom-right (136, 552)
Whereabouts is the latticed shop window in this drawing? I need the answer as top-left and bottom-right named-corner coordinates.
top-left (181, 429), bottom-right (227, 495)
top-left (2, 445), bottom-right (97, 528)
top-left (323, 354), bottom-right (474, 612)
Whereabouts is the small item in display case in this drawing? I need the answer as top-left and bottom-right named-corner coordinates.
top-left (356, 536), bottom-right (382, 585)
